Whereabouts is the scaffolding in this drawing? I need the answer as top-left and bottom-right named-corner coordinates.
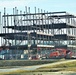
top-left (0, 7), bottom-right (76, 59)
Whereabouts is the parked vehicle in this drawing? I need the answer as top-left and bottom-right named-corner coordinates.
top-left (48, 48), bottom-right (72, 59)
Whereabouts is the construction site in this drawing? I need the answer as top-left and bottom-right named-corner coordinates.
top-left (0, 7), bottom-right (76, 60)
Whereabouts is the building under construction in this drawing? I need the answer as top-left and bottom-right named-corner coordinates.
top-left (0, 7), bottom-right (76, 59)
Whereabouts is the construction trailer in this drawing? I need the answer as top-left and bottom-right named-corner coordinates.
top-left (0, 7), bottom-right (76, 59)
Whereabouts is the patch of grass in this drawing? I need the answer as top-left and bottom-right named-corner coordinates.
top-left (36, 61), bottom-right (76, 72)
top-left (0, 70), bottom-right (31, 75)
top-left (63, 67), bottom-right (76, 72)
top-left (39, 61), bottom-right (76, 69)
top-left (0, 60), bottom-right (58, 67)
top-left (1, 60), bottom-right (76, 74)
top-left (33, 67), bottom-right (76, 72)
top-left (2, 67), bottom-right (76, 75)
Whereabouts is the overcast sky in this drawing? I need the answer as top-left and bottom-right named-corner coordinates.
top-left (0, 0), bottom-right (76, 15)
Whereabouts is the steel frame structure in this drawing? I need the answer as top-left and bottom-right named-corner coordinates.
top-left (0, 7), bottom-right (76, 59)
